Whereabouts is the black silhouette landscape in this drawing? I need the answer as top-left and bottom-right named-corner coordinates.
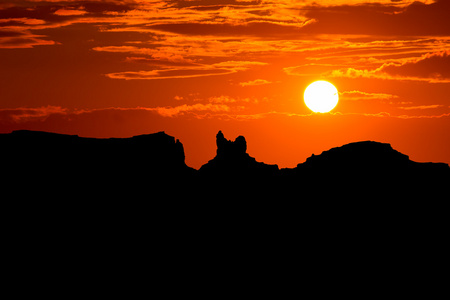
top-left (2, 129), bottom-right (448, 273)
top-left (1, 129), bottom-right (448, 197)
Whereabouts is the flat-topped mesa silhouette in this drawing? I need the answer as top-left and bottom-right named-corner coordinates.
top-left (199, 130), bottom-right (279, 178)
top-left (1, 130), bottom-right (194, 186)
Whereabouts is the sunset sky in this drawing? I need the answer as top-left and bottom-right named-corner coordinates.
top-left (1, 0), bottom-right (449, 168)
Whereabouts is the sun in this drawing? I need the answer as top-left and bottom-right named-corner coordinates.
top-left (304, 80), bottom-right (339, 113)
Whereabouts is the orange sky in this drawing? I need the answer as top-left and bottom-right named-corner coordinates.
top-left (1, 0), bottom-right (449, 169)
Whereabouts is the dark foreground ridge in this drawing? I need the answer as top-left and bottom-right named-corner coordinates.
top-left (1, 129), bottom-right (449, 195)
top-left (4, 130), bottom-right (448, 289)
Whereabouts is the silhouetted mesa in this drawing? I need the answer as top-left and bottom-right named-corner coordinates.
top-left (1, 130), bottom-right (194, 188)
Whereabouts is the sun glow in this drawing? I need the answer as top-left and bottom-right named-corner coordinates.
top-left (304, 81), bottom-right (339, 113)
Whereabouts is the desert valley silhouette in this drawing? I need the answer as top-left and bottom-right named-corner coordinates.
top-left (1, 129), bottom-right (448, 197)
top-left (4, 130), bottom-right (448, 297)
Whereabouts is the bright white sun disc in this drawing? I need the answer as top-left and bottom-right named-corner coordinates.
top-left (304, 80), bottom-right (339, 113)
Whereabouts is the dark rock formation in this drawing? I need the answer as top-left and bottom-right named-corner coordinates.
top-left (295, 140), bottom-right (449, 175)
top-left (199, 130), bottom-right (279, 180)
top-left (281, 140), bottom-right (450, 195)
top-left (1, 129), bottom-right (448, 197)
top-left (216, 130), bottom-right (247, 157)
top-left (302, 141), bottom-right (410, 167)
top-left (1, 130), bottom-right (194, 192)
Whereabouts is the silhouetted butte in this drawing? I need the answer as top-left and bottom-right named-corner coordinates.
top-left (199, 130), bottom-right (279, 181)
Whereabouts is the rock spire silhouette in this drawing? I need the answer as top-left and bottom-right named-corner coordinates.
top-left (199, 130), bottom-right (278, 179)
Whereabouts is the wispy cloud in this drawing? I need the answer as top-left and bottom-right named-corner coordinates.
top-left (381, 50), bottom-right (450, 82)
top-left (398, 104), bottom-right (443, 110)
top-left (104, 60), bottom-right (267, 80)
top-left (396, 113), bottom-right (450, 119)
top-left (326, 50), bottom-right (450, 83)
top-left (239, 79), bottom-right (271, 87)
top-left (302, 0), bottom-right (448, 36)
top-left (340, 90), bottom-right (399, 101)
top-left (54, 8), bottom-right (87, 16)
top-left (0, 106), bottom-right (67, 122)
top-left (153, 104), bottom-right (230, 117)
top-left (0, 17), bottom-right (56, 48)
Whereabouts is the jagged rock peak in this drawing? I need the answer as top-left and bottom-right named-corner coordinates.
top-left (199, 131), bottom-right (279, 177)
top-left (216, 130), bottom-right (247, 157)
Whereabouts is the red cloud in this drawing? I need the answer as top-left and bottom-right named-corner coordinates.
top-left (381, 50), bottom-right (450, 81)
top-left (54, 8), bottom-right (87, 16)
top-left (239, 79), bottom-right (271, 87)
top-left (302, 0), bottom-right (449, 36)
top-left (325, 50), bottom-right (450, 83)
top-left (0, 106), bottom-right (67, 123)
top-left (104, 61), bottom-right (267, 80)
